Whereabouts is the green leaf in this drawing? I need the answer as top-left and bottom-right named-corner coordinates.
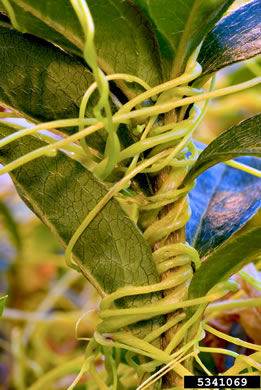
top-left (186, 156), bottom-right (261, 259)
top-left (0, 199), bottom-right (22, 250)
top-left (0, 25), bottom-right (150, 191)
top-left (0, 24), bottom-right (94, 120)
top-left (88, 0), bottom-right (163, 91)
top-left (132, 0), bottom-right (234, 78)
top-left (0, 0), bottom-right (163, 94)
top-left (0, 0), bottom-right (83, 55)
top-left (0, 26), bottom-right (108, 152)
top-left (198, 0), bottom-right (261, 76)
top-left (186, 204), bottom-right (261, 339)
top-left (0, 123), bottom-right (160, 308)
top-left (187, 153), bottom-right (261, 303)
top-left (188, 225), bottom-right (261, 300)
top-left (0, 295), bottom-right (7, 316)
top-left (185, 114), bottom-right (261, 183)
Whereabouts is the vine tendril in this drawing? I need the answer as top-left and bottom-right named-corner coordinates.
top-left (1, 0), bottom-right (261, 388)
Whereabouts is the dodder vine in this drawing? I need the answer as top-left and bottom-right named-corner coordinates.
top-left (1, 0), bottom-right (261, 389)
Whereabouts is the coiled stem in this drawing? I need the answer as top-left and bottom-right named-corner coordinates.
top-left (1, 1), bottom-right (261, 388)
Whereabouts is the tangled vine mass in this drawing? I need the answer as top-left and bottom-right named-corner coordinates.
top-left (1, 0), bottom-right (261, 389)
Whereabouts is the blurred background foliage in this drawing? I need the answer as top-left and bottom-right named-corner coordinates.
top-left (0, 0), bottom-right (260, 387)
top-left (196, 55), bottom-right (261, 142)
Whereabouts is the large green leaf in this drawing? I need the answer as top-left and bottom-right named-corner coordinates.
top-left (185, 114), bottom-right (261, 183)
top-left (132, 0), bottom-right (234, 78)
top-left (0, 123), bottom-right (160, 305)
top-left (0, 25), bottom-right (94, 120)
top-left (188, 225), bottom-right (261, 300)
top-left (198, 0), bottom-right (261, 76)
top-left (0, 26), bottom-right (150, 193)
top-left (0, 0), bottom-right (82, 55)
top-left (0, 0), bottom-right (163, 94)
top-left (0, 26), bottom-right (108, 152)
top-left (187, 154), bottom-right (261, 305)
top-left (186, 156), bottom-right (261, 259)
top-left (186, 202), bottom-right (261, 340)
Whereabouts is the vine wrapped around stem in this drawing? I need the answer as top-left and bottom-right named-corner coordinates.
top-left (1, 0), bottom-right (261, 388)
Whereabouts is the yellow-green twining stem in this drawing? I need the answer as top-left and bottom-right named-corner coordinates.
top-left (193, 346), bottom-right (212, 376)
top-left (225, 160), bottom-right (261, 178)
top-left (223, 352), bottom-right (261, 376)
top-left (116, 62), bottom-right (202, 116)
top-left (1, 12), bottom-right (261, 386)
top-left (1, 0), bottom-right (24, 32)
top-left (196, 148), bottom-right (261, 179)
top-left (137, 352), bottom-right (197, 390)
top-left (70, 0), bottom-right (119, 180)
top-left (79, 74), bottom-right (151, 131)
top-left (64, 60), bottom-right (213, 281)
top-left (0, 118), bottom-right (97, 149)
top-left (90, 63), bottom-right (261, 387)
top-left (238, 269), bottom-right (261, 290)
top-left (205, 297), bottom-right (261, 313)
top-left (98, 283), bottom-right (235, 333)
top-left (2, 77), bottom-right (261, 176)
top-left (204, 324), bottom-right (261, 353)
top-left (141, 83), bottom-right (214, 256)
top-left (0, 120), bottom-right (105, 175)
top-left (78, 73), bottom-right (152, 166)
top-left (114, 76), bottom-right (261, 122)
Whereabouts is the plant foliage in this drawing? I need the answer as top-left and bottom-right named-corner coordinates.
top-left (0, 0), bottom-right (260, 388)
